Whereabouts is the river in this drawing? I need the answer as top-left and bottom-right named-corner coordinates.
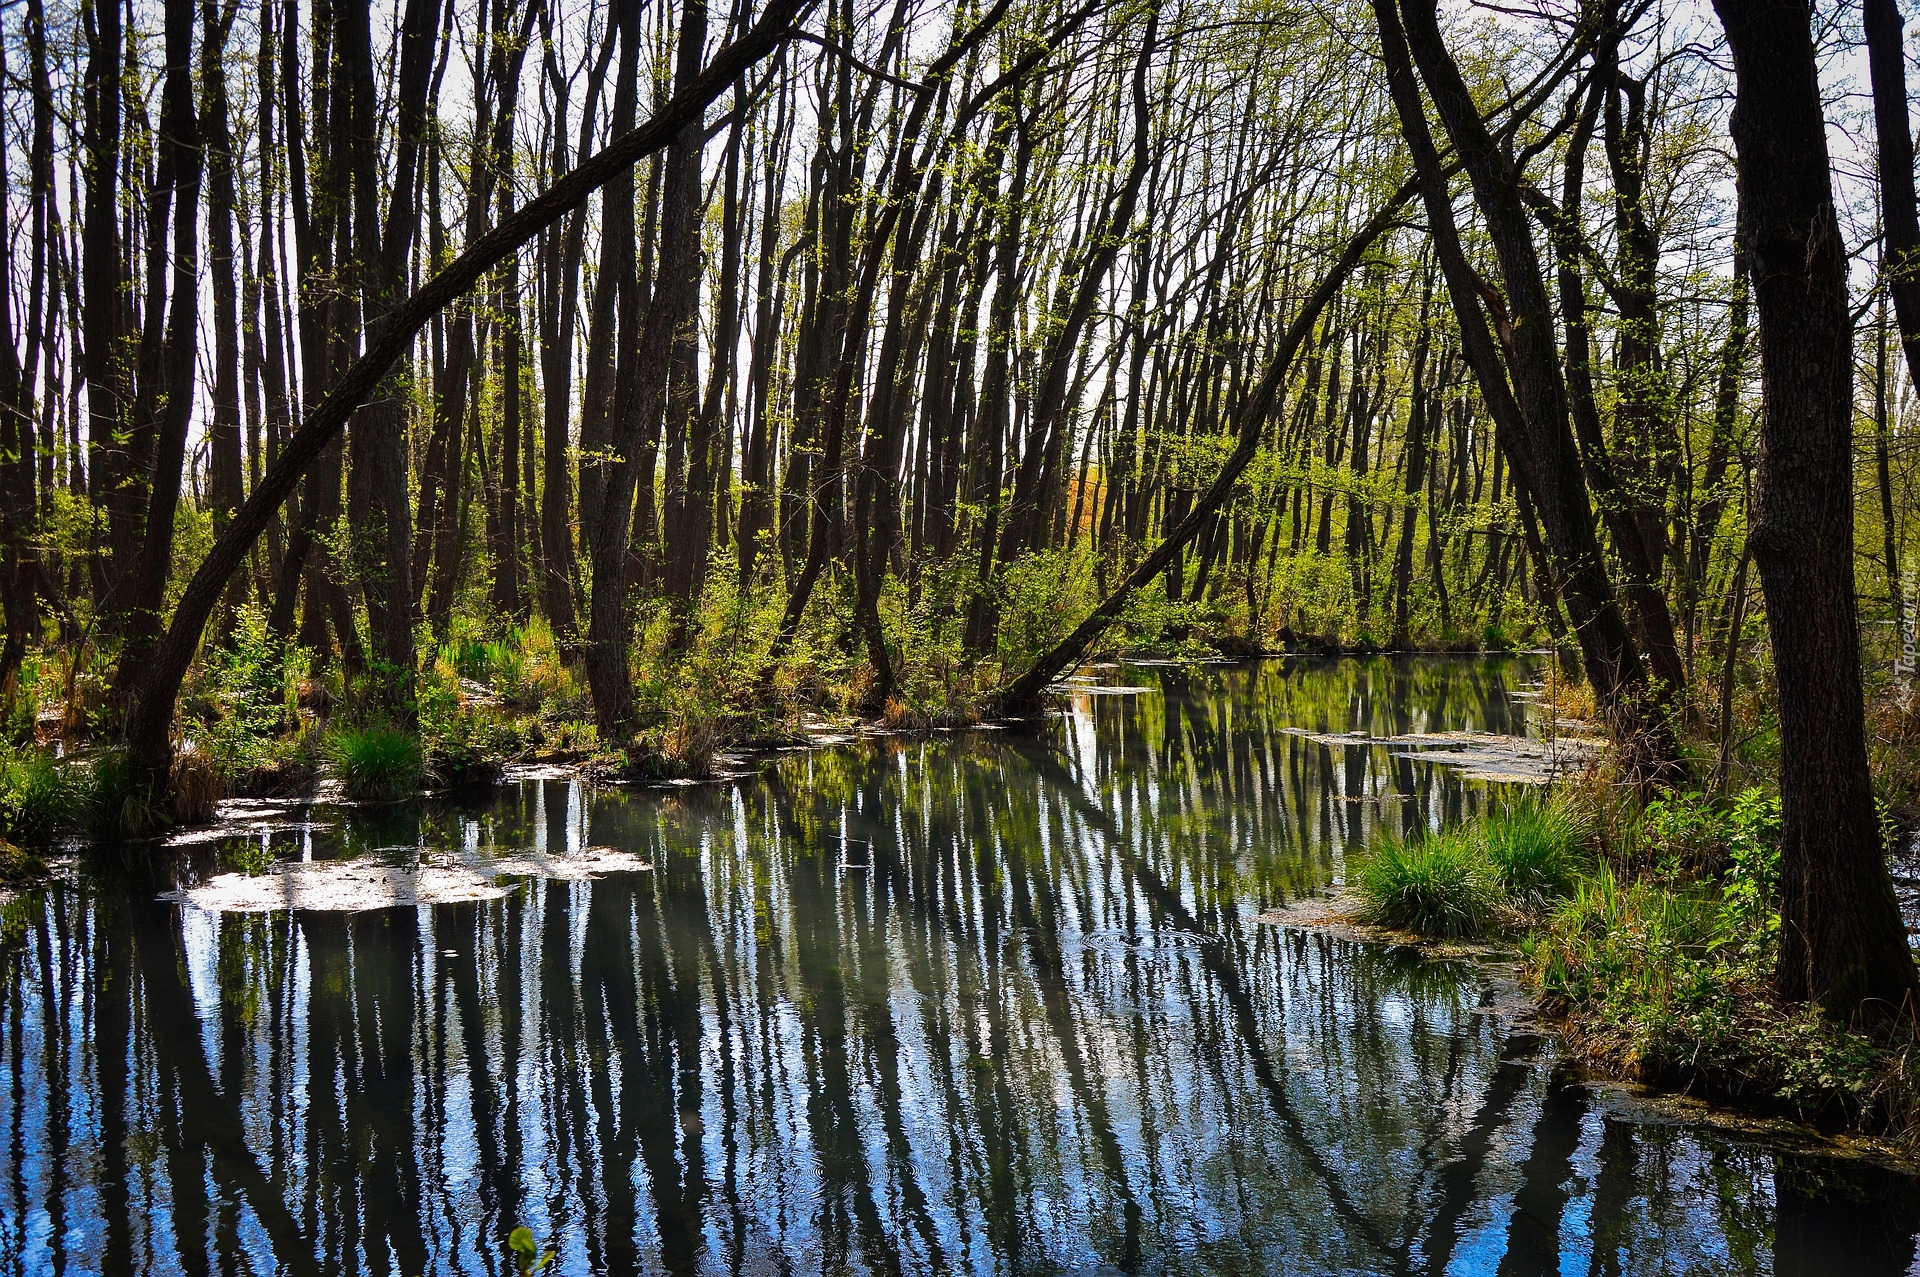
top-left (2, 656), bottom-right (1915, 1274)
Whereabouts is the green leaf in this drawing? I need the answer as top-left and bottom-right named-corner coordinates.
top-left (508, 1226), bottom-right (537, 1258)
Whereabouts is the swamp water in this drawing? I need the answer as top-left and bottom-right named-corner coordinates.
top-left (2, 656), bottom-right (1917, 1275)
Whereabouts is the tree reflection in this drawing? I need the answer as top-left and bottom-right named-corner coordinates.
top-left (0, 657), bottom-right (1913, 1275)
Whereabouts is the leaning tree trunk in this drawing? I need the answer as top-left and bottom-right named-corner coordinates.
top-left (1714, 0), bottom-right (1919, 1020)
top-left (122, 0), bottom-right (809, 788)
top-left (999, 185), bottom-right (1416, 708)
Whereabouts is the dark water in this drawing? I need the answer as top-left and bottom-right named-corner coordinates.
top-left (3, 656), bottom-right (1917, 1276)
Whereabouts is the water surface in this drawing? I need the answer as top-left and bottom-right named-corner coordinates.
top-left (3, 656), bottom-right (1916, 1275)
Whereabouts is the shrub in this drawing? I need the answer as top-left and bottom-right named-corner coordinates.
top-left (1351, 832), bottom-right (1503, 939)
top-left (0, 746), bottom-right (86, 844)
top-left (1521, 863), bottom-right (1906, 1129)
top-left (169, 744), bottom-right (224, 824)
top-left (1636, 786), bottom-right (1781, 882)
top-left (996, 548), bottom-right (1101, 670)
top-left (423, 707), bottom-right (521, 788)
top-left (324, 724), bottom-right (423, 802)
top-left (85, 750), bottom-right (169, 839)
top-left (220, 730), bottom-right (321, 798)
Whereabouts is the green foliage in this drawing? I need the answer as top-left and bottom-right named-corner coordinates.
top-left (1351, 831), bottom-right (1502, 939)
top-left (1111, 574), bottom-right (1210, 657)
top-left (84, 750), bottom-right (169, 839)
top-left (0, 746), bottom-right (86, 845)
top-left (1479, 799), bottom-right (1589, 907)
top-left (507, 1226), bottom-right (556, 1275)
top-left (1523, 862), bottom-right (1903, 1124)
top-left (1518, 788), bottom-right (1916, 1131)
top-left (323, 724), bottom-right (424, 802)
top-left (1, 651), bottom-right (61, 744)
top-left (1638, 786), bottom-right (1780, 881)
top-left (1714, 789), bottom-right (1783, 944)
top-left (184, 604), bottom-right (317, 795)
top-left (439, 615), bottom-right (583, 717)
top-left (422, 703), bottom-right (522, 788)
top-left (995, 548), bottom-right (1101, 671)
top-left (1525, 866), bottom-right (1714, 1018)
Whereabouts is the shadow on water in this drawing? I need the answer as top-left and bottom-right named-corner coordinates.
top-left (2, 655), bottom-right (1917, 1274)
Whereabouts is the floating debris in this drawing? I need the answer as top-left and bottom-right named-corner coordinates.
top-left (1383, 730), bottom-right (1604, 784)
top-left (159, 845), bottom-right (654, 913)
top-left (1276, 726), bottom-right (1605, 783)
top-left (1278, 728), bottom-right (1375, 747)
top-left (1055, 677), bottom-right (1157, 696)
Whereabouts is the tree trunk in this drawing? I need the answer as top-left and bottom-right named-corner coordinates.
top-left (123, 0), bottom-right (807, 783)
top-left (1391, 0), bottom-right (1683, 785)
top-left (1714, 0), bottom-right (1919, 1019)
top-left (112, 0), bottom-right (203, 688)
top-left (1865, 0), bottom-right (1920, 401)
top-left (343, 0), bottom-right (439, 714)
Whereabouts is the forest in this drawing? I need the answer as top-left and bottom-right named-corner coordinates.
top-left (0, 0), bottom-right (1919, 1179)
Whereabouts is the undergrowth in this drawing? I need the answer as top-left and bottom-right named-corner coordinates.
top-left (1361, 779), bottom-right (1920, 1148)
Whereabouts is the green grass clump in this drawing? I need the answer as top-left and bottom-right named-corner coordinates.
top-left (84, 750), bottom-right (169, 839)
top-left (1353, 796), bottom-right (1588, 939)
top-left (1480, 801), bottom-right (1589, 907)
top-left (0, 746), bottom-right (86, 844)
top-left (324, 724), bottom-right (423, 802)
top-left (1352, 831), bottom-right (1503, 938)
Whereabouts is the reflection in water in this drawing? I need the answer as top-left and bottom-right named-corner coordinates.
top-left (2, 657), bottom-right (1917, 1274)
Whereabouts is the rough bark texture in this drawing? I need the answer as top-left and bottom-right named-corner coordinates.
top-left (1866, 0), bottom-right (1920, 399)
top-left (1714, 0), bottom-right (1918, 1019)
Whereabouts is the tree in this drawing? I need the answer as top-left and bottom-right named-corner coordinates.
top-left (122, 0), bottom-right (811, 782)
top-left (1712, 0), bottom-right (1918, 1019)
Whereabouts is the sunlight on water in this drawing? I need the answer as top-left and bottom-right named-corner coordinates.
top-left (1, 656), bottom-right (1915, 1275)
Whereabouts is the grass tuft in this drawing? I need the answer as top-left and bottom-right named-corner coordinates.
top-left (85, 750), bottom-right (169, 839)
top-left (0, 746), bottom-right (86, 844)
top-left (1353, 796), bottom-right (1588, 939)
top-left (324, 725), bottom-right (424, 802)
top-left (169, 744), bottom-right (224, 825)
top-left (1351, 832), bottom-right (1503, 938)
top-left (1480, 800), bottom-right (1590, 907)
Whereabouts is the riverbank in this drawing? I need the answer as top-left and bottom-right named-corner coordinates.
top-left (1302, 785), bottom-right (1920, 1163)
top-left (0, 612), bottom-right (1553, 855)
